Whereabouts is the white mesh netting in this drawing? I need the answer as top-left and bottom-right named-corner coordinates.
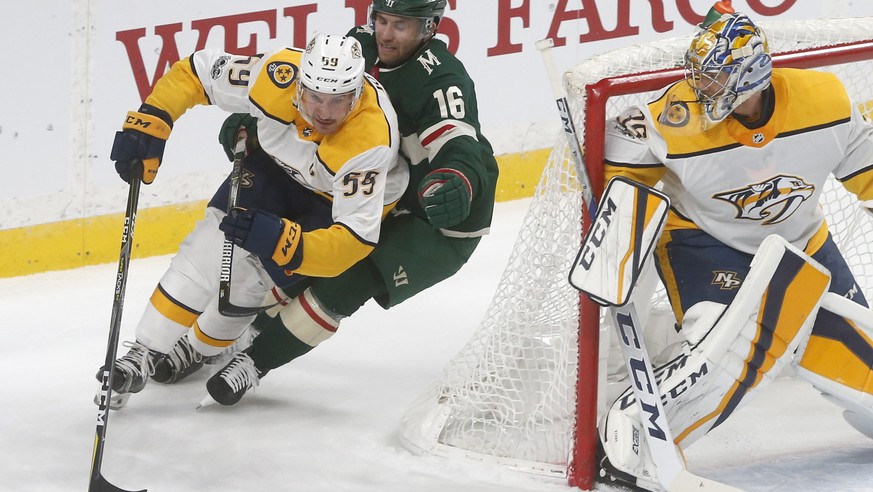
top-left (400, 17), bottom-right (873, 481)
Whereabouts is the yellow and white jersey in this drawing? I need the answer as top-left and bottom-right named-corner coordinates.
top-left (604, 68), bottom-right (873, 255)
top-left (142, 47), bottom-right (408, 277)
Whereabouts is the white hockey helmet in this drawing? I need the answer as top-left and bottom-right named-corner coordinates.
top-left (296, 34), bottom-right (366, 125)
top-left (684, 12), bottom-right (772, 124)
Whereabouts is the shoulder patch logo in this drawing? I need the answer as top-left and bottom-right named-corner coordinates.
top-left (267, 62), bottom-right (297, 88)
top-left (417, 49), bottom-right (441, 75)
top-left (713, 174), bottom-right (815, 225)
top-left (211, 56), bottom-right (230, 80)
top-left (659, 100), bottom-right (690, 127)
top-left (615, 108), bottom-right (647, 140)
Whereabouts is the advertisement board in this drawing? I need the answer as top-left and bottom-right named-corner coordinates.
top-left (2, 0), bottom-right (871, 275)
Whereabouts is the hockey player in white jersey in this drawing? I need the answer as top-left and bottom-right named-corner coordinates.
top-left (597, 7), bottom-right (873, 490)
top-left (95, 34), bottom-right (407, 407)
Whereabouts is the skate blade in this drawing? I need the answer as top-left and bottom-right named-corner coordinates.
top-left (94, 389), bottom-right (132, 410)
top-left (196, 394), bottom-right (216, 410)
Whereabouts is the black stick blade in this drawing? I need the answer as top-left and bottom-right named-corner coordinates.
top-left (89, 473), bottom-right (146, 492)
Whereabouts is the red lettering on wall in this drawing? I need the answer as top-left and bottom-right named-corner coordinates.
top-left (345, 0), bottom-right (371, 26)
top-left (488, 0), bottom-right (529, 56)
top-left (434, 0), bottom-right (459, 54)
top-left (116, 24), bottom-right (183, 102)
top-left (642, 0), bottom-right (673, 34)
top-left (116, 1), bottom-right (806, 94)
top-left (676, 0), bottom-right (705, 25)
top-left (191, 11), bottom-right (277, 54)
top-left (747, 0), bottom-right (795, 16)
top-left (283, 4), bottom-right (319, 47)
top-left (547, 0), bottom-right (674, 47)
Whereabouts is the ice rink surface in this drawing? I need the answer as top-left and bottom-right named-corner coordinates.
top-left (2, 198), bottom-right (872, 491)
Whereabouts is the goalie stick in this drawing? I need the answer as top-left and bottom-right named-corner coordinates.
top-left (89, 173), bottom-right (147, 492)
top-left (535, 38), bottom-right (597, 221)
top-left (537, 39), bottom-right (741, 492)
top-left (218, 129), bottom-right (279, 317)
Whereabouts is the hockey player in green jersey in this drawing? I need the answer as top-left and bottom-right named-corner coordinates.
top-left (203, 0), bottom-right (500, 405)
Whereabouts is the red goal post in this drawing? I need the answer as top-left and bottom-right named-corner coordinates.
top-left (401, 17), bottom-right (873, 491)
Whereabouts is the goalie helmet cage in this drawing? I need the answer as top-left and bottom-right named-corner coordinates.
top-left (399, 17), bottom-right (873, 490)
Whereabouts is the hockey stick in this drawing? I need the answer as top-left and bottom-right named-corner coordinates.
top-left (535, 38), bottom-right (598, 219)
top-left (90, 173), bottom-right (147, 492)
top-left (218, 129), bottom-right (278, 317)
top-left (537, 39), bottom-right (740, 491)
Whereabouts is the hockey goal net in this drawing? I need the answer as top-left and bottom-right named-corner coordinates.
top-left (400, 17), bottom-right (873, 489)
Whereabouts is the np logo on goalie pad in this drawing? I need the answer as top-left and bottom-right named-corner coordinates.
top-left (569, 177), bottom-right (669, 306)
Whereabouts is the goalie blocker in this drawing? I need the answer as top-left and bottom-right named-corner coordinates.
top-left (569, 176), bottom-right (668, 306)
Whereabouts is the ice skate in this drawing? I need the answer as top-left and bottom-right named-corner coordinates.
top-left (152, 336), bottom-right (204, 384)
top-left (205, 350), bottom-right (268, 406)
top-left (94, 341), bottom-right (158, 409)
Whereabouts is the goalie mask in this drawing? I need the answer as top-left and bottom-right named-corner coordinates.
top-left (369, 0), bottom-right (447, 37)
top-left (684, 12), bottom-right (772, 124)
top-left (296, 34), bottom-right (365, 134)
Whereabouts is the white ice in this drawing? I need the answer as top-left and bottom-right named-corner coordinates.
top-left (2, 198), bottom-right (872, 492)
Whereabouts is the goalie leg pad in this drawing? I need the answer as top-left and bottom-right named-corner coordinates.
top-left (795, 292), bottom-right (873, 439)
top-left (600, 235), bottom-right (831, 484)
top-left (598, 406), bottom-right (663, 492)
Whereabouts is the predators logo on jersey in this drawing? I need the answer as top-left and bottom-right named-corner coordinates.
top-left (714, 174), bottom-right (815, 225)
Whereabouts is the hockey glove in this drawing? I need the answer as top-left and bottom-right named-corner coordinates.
top-left (110, 104), bottom-right (173, 184)
top-left (219, 208), bottom-right (304, 270)
top-left (218, 113), bottom-right (260, 161)
top-left (418, 168), bottom-right (473, 229)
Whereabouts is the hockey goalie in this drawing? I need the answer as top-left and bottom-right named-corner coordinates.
top-left (578, 6), bottom-right (873, 491)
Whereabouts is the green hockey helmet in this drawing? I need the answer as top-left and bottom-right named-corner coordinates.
top-left (370, 0), bottom-right (448, 37)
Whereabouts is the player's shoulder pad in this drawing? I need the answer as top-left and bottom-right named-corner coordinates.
top-left (612, 106), bottom-right (650, 141)
top-left (611, 81), bottom-right (697, 141)
top-left (349, 24), bottom-right (374, 36)
top-left (649, 81), bottom-right (699, 128)
top-left (408, 38), bottom-right (466, 79)
top-left (249, 48), bottom-right (304, 124)
top-left (318, 75), bottom-right (394, 174)
top-left (775, 68), bottom-right (851, 121)
top-left (347, 26), bottom-right (378, 70)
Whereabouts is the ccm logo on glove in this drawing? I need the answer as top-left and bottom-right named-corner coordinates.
top-left (109, 104), bottom-right (173, 184)
top-left (418, 168), bottom-right (473, 229)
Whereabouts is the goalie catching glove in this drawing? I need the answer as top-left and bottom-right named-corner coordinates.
top-left (110, 103), bottom-right (174, 184)
top-left (219, 208), bottom-right (304, 271)
top-left (418, 168), bottom-right (473, 229)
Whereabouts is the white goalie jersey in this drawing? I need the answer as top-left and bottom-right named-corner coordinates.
top-left (603, 68), bottom-right (873, 255)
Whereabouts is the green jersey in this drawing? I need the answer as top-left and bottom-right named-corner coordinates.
top-left (348, 25), bottom-right (498, 237)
